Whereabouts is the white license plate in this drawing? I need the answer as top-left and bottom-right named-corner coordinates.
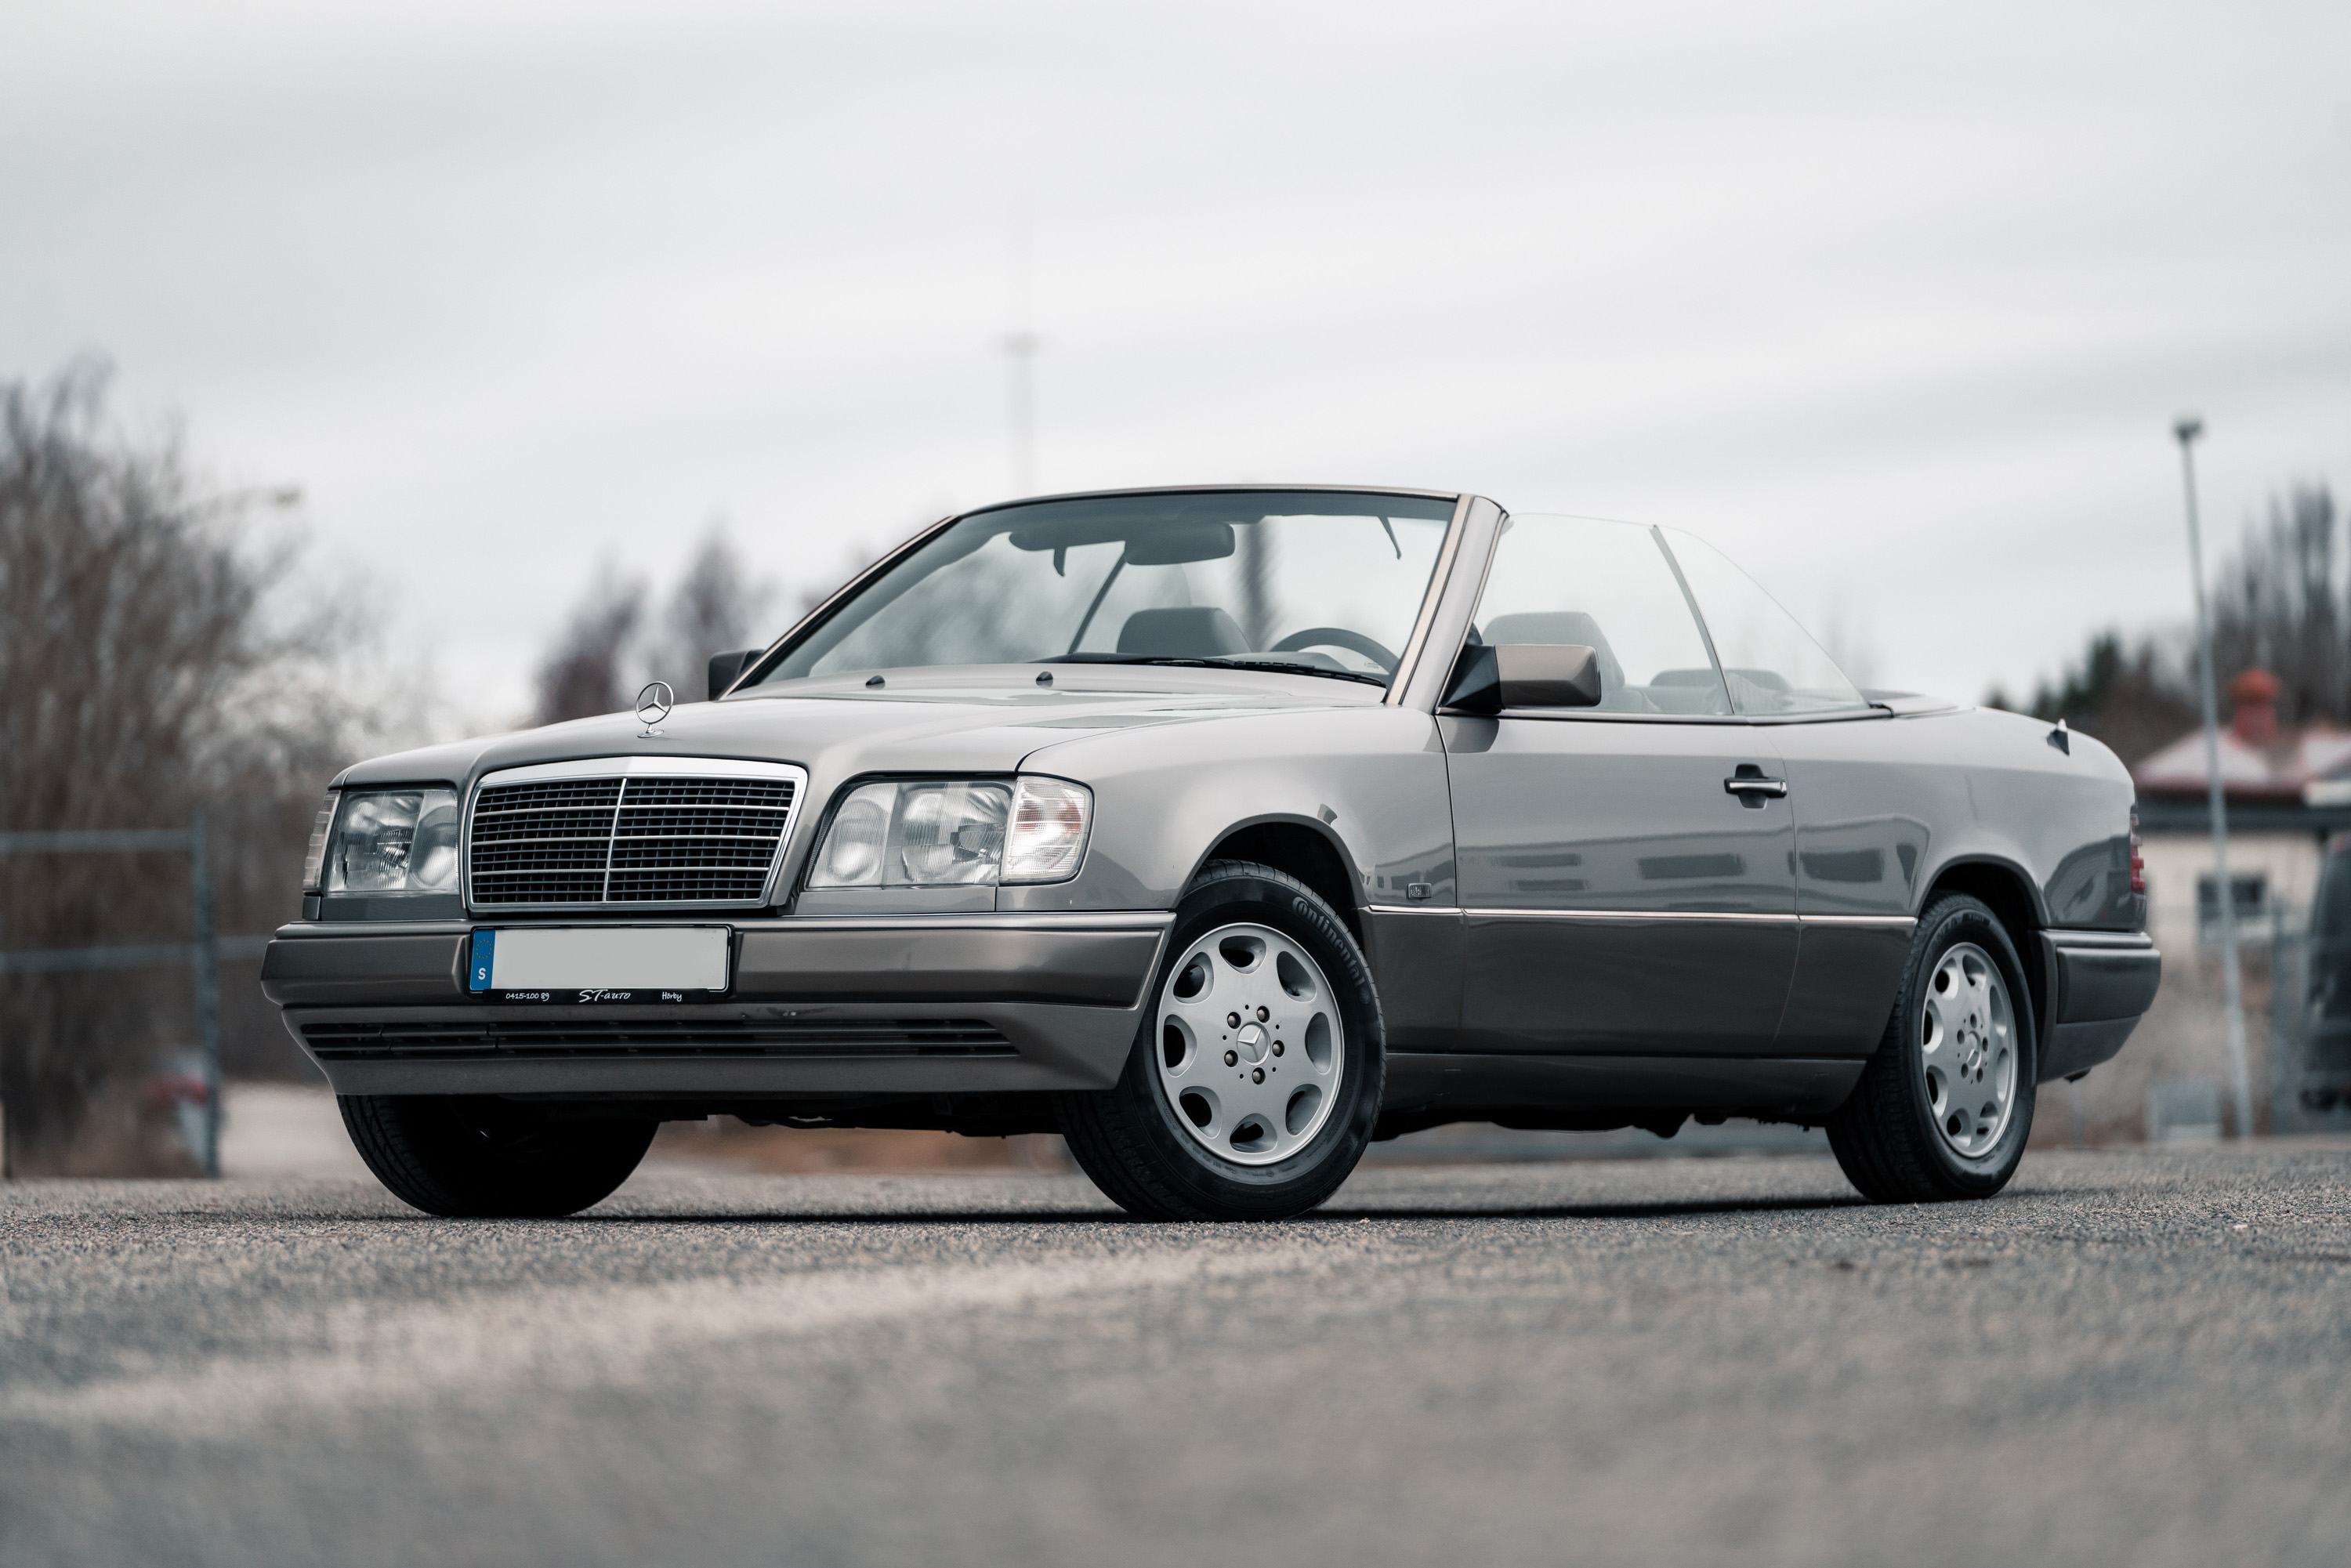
top-left (469, 926), bottom-right (730, 1000)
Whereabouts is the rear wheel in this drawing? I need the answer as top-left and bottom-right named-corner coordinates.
top-left (1827, 893), bottom-right (2038, 1203)
top-left (1059, 860), bottom-right (1383, 1220)
top-left (339, 1095), bottom-right (655, 1218)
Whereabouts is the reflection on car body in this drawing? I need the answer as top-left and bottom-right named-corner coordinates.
top-left (265, 487), bottom-right (2161, 1219)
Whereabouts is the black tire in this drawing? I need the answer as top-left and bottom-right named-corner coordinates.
top-left (1827, 893), bottom-right (2038, 1203)
top-left (1058, 860), bottom-right (1384, 1220)
top-left (339, 1095), bottom-right (656, 1218)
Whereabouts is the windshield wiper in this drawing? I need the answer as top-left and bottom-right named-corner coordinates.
top-left (1206, 657), bottom-right (1389, 687)
top-left (1045, 654), bottom-right (1389, 688)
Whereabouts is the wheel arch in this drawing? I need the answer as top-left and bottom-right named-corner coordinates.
top-left (1921, 856), bottom-right (2049, 1056)
top-left (1194, 817), bottom-right (1365, 946)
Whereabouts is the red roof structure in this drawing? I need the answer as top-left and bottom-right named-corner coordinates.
top-left (2132, 668), bottom-right (2351, 805)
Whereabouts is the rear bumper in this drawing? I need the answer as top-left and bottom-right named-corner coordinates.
top-left (263, 913), bottom-right (1172, 1098)
top-left (2038, 929), bottom-right (2162, 1082)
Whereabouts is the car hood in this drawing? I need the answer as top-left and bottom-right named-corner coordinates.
top-left (332, 665), bottom-right (1380, 792)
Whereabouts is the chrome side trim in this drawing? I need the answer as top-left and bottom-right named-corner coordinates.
top-left (1404, 908), bottom-right (1919, 926)
top-left (462, 757), bottom-right (810, 913)
top-left (1799, 914), bottom-right (1919, 928)
top-left (1465, 907), bottom-right (1799, 922)
top-left (2045, 928), bottom-right (2156, 949)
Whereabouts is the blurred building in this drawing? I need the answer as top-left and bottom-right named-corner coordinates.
top-left (2062, 670), bottom-right (2351, 1142)
top-left (2133, 669), bottom-right (2351, 940)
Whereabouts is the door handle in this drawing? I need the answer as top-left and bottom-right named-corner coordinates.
top-left (1723, 775), bottom-right (1788, 798)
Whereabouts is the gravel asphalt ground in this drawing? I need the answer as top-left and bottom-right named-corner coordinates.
top-left (3, 1143), bottom-right (2348, 1566)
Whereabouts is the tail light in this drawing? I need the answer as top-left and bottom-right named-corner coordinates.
top-left (2128, 808), bottom-right (2146, 894)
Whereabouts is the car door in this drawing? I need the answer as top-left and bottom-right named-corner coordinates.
top-left (1443, 516), bottom-right (1799, 1056)
top-left (1658, 527), bottom-right (1922, 1057)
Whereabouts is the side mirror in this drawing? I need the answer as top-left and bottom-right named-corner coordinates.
top-left (1444, 644), bottom-right (1603, 712)
top-left (707, 649), bottom-right (760, 701)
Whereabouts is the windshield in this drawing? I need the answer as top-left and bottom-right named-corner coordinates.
top-left (753, 490), bottom-right (1455, 688)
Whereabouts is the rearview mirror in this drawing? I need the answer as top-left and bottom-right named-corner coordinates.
top-left (707, 648), bottom-right (759, 701)
top-left (1443, 644), bottom-right (1603, 712)
top-left (1121, 523), bottom-right (1236, 566)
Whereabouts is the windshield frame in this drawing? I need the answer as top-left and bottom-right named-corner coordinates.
top-left (728, 484), bottom-right (1470, 700)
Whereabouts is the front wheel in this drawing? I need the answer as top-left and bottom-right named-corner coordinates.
top-left (1826, 893), bottom-right (2038, 1203)
top-left (1059, 860), bottom-right (1384, 1220)
top-left (340, 1095), bottom-right (656, 1218)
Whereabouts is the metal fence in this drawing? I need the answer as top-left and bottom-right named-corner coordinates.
top-left (2241, 899), bottom-right (2351, 1136)
top-left (0, 820), bottom-right (271, 1179)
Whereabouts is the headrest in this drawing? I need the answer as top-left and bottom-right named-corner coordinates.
top-left (1115, 606), bottom-right (1252, 659)
top-left (1479, 611), bottom-right (1625, 690)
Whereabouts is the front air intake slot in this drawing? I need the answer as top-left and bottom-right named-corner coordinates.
top-left (301, 1017), bottom-right (1014, 1059)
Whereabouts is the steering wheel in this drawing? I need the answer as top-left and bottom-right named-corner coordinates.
top-left (1270, 627), bottom-right (1400, 674)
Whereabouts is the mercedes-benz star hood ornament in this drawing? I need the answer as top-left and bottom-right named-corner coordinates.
top-left (636, 681), bottom-right (673, 737)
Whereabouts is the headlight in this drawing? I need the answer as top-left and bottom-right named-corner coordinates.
top-left (809, 776), bottom-right (1090, 889)
top-left (321, 788), bottom-right (462, 894)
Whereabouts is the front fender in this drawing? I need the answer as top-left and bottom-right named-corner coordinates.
top-left (996, 706), bottom-right (1456, 914)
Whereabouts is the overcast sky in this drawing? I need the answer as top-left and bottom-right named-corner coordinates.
top-left (6, 0), bottom-right (2347, 722)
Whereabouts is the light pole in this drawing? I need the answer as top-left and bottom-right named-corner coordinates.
top-left (2175, 415), bottom-right (2255, 1140)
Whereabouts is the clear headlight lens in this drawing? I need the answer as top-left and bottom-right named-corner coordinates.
top-left (810, 776), bottom-right (1089, 889)
top-left (323, 788), bottom-right (462, 894)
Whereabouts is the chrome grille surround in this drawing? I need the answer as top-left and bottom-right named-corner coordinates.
top-left (463, 756), bottom-right (808, 911)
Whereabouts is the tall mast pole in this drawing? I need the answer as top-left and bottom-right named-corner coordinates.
top-left (2175, 415), bottom-right (2254, 1140)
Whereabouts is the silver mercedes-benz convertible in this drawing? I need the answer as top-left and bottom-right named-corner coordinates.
top-left (263, 486), bottom-right (2160, 1219)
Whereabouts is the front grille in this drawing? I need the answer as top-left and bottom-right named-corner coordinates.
top-left (302, 1018), bottom-right (1014, 1059)
top-left (467, 770), bottom-right (799, 908)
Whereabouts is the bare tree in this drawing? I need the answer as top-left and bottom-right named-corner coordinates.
top-left (1991, 481), bottom-right (2342, 766)
top-left (1993, 629), bottom-right (2201, 768)
top-left (1, 360), bottom-right (395, 1171)
top-left (532, 563), bottom-right (646, 724)
top-left (2211, 483), bottom-right (2343, 727)
top-left (647, 527), bottom-right (773, 699)
top-left (532, 525), bottom-right (820, 711)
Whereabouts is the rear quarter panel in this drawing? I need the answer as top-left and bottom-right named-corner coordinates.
top-left (1917, 706), bottom-right (2141, 929)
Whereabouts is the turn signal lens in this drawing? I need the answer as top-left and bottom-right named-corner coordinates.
top-left (302, 791), bottom-right (339, 892)
top-left (1004, 777), bottom-right (1091, 884)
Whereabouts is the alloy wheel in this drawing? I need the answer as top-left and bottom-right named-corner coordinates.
top-left (1920, 941), bottom-right (2016, 1160)
top-left (1153, 921), bottom-right (1345, 1167)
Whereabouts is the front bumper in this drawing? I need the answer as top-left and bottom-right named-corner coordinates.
top-left (263, 913), bottom-right (1172, 1098)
